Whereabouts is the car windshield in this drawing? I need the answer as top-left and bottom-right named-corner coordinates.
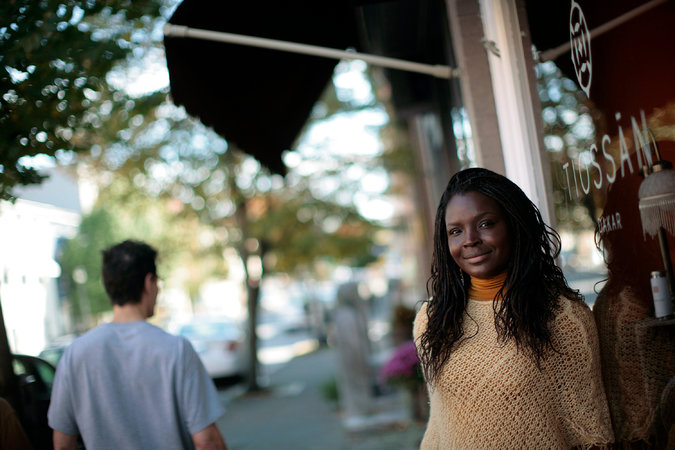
top-left (179, 322), bottom-right (236, 339)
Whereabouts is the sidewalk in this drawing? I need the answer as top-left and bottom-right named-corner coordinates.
top-left (215, 347), bottom-right (425, 449)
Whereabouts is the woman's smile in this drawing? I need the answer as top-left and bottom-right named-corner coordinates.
top-left (463, 252), bottom-right (490, 264)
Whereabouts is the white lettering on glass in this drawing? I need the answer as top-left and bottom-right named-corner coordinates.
top-left (590, 143), bottom-right (603, 189)
top-left (618, 122), bottom-right (634, 177)
top-left (570, 0), bottom-right (592, 98)
top-left (602, 134), bottom-right (616, 184)
top-left (571, 161), bottom-right (580, 197)
top-left (598, 213), bottom-right (623, 234)
top-left (562, 162), bottom-right (572, 200)
top-left (633, 110), bottom-right (653, 170)
top-left (580, 158), bottom-right (591, 194)
top-left (556, 110), bottom-right (655, 201)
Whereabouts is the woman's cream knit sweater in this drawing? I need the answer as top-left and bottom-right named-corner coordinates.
top-left (413, 297), bottom-right (614, 449)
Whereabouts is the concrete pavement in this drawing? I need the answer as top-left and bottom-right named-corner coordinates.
top-left (215, 347), bottom-right (425, 449)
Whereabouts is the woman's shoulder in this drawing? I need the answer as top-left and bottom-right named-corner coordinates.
top-left (413, 299), bottom-right (429, 322)
top-left (412, 299), bottom-right (431, 339)
top-left (550, 295), bottom-right (598, 343)
top-left (556, 295), bottom-right (592, 315)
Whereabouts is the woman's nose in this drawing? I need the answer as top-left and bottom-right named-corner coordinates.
top-left (463, 228), bottom-right (480, 246)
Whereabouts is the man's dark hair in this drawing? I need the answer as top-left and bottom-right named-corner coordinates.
top-left (101, 240), bottom-right (157, 306)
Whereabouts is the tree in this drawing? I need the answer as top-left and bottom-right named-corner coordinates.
top-left (0, 0), bottom-right (167, 407)
top-left (59, 174), bottom-right (229, 328)
top-left (0, 0), bottom-right (165, 200)
top-left (73, 55), bottom-right (392, 389)
top-left (69, 66), bottom-right (389, 390)
top-left (69, 137), bottom-right (383, 391)
top-left (213, 148), bottom-right (382, 391)
top-left (3, 0), bottom-right (394, 396)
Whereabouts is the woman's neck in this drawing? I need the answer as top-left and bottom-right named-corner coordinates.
top-left (467, 272), bottom-right (508, 301)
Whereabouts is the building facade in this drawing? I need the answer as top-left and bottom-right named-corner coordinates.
top-left (0, 169), bottom-right (81, 355)
top-left (401, 0), bottom-right (674, 445)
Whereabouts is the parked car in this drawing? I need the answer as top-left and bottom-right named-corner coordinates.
top-left (12, 354), bottom-right (56, 450)
top-left (38, 334), bottom-right (75, 368)
top-left (174, 318), bottom-right (249, 380)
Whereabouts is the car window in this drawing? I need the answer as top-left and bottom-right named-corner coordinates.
top-left (12, 355), bottom-right (56, 391)
top-left (32, 358), bottom-right (55, 391)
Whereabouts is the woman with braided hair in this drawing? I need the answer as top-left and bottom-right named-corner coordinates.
top-left (413, 168), bottom-right (613, 448)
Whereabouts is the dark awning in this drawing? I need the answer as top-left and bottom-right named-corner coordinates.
top-left (164, 2), bottom-right (361, 174)
top-left (164, 0), bottom-right (452, 174)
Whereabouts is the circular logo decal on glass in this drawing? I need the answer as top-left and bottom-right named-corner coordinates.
top-left (569, 0), bottom-right (592, 98)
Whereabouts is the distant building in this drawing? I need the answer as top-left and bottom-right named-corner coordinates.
top-left (0, 167), bottom-right (81, 355)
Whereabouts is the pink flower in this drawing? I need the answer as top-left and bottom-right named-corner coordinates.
top-left (379, 340), bottom-right (423, 385)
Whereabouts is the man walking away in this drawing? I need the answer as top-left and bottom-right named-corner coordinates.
top-left (48, 240), bottom-right (227, 450)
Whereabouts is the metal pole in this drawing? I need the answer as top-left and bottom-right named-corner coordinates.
top-left (164, 24), bottom-right (459, 80)
top-left (539, 0), bottom-right (667, 61)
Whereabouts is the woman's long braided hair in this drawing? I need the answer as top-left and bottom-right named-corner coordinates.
top-left (418, 168), bottom-right (581, 384)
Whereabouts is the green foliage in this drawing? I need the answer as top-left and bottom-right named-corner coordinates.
top-left (5, 5), bottom-right (391, 326)
top-left (160, 143), bottom-right (384, 278)
top-left (1, 0), bottom-right (402, 397)
top-left (0, 0), bottom-right (165, 200)
top-left (3, 0), bottom-right (391, 284)
top-left (320, 376), bottom-right (339, 403)
top-left (59, 207), bottom-right (121, 320)
top-left (59, 176), bottom-right (228, 325)
top-left (247, 184), bottom-right (381, 274)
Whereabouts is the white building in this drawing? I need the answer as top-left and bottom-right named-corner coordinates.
top-left (0, 168), bottom-right (81, 355)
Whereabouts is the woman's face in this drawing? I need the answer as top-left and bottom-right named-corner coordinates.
top-left (445, 191), bottom-right (512, 279)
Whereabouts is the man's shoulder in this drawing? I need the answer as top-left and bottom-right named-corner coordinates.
top-left (68, 323), bottom-right (114, 347)
top-left (136, 322), bottom-right (187, 348)
top-left (67, 321), bottom-right (186, 356)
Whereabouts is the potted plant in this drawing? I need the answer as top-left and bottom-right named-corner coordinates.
top-left (379, 340), bottom-right (428, 421)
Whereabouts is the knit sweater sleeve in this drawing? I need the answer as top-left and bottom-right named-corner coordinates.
top-left (413, 301), bottom-right (443, 449)
top-left (547, 298), bottom-right (615, 447)
top-left (413, 301), bottom-right (429, 345)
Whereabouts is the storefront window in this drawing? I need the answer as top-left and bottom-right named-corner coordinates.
top-left (527, 1), bottom-right (674, 445)
top-left (535, 60), bottom-right (605, 303)
top-left (450, 107), bottom-right (475, 169)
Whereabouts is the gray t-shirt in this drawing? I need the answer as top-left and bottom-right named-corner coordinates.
top-left (48, 321), bottom-right (225, 449)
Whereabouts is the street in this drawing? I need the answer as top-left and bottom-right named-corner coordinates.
top-left (214, 327), bottom-right (425, 450)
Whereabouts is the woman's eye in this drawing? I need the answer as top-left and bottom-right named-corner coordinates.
top-left (479, 220), bottom-right (493, 229)
top-left (448, 228), bottom-right (461, 236)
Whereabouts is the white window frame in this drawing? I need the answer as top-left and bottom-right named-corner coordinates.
top-left (478, 0), bottom-right (553, 225)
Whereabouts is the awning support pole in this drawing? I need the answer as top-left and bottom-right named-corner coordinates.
top-left (164, 24), bottom-right (460, 80)
top-left (539, 0), bottom-right (667, 62)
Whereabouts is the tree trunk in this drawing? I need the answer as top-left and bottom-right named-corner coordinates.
top-left (245, 281), bottom-right (260, 392)
top-left (233, 197), bottom-right (263, 392)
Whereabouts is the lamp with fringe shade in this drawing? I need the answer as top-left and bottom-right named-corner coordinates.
top-left (638, 160), bottom-right (675, 239)
top-left (637, 135), bottom-right (675, 317)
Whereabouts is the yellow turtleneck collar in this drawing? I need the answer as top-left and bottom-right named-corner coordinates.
top-left (467, 271), bottom-right (508, 301)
